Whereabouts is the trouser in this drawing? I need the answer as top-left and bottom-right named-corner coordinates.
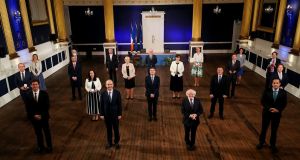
top-left (71, 85), bottom-right (82, 99)
top-left (265, 71), bottom-right (273, 89)
top-left (184, 125), bottom-right (198, 146)
top-left (210, 96), bottom-right (224, 116)
top-left (31, 119), bottom-right (52, 149)
top-left (109, 69), bottom-right (117, 85)
top-left (229, 74), bottom-right (237, 97)
top-left (105, 117), bottom-right (120, 145)
top-left (147, 97), bottom-right (158, 118)
top-left (259, 112), bottom-right (281, 147)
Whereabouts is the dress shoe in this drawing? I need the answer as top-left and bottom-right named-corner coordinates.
top-left (153, 117), bottom-right (157, 121)
top-left (219, 116), bottom-right (224, 120)
top-left (115, 144), bottom-right (120, 149)
top-left (71, 97), bottom-right (76, 101)
top-left (256, 143), bottom-right (263, 150)
top-left (187, 145), bottom-right (195, 151)
top-left (45, 147), bottom-right (53, 153)
top-left (105, 144), bottom-right (113, 149)
top-left (34, 147), bottom-right (44, 153)
top-left (270, 146), bottom-right (278, 153)
top-left (148, 117), bottom-right (152, 122)
top-left (208, 114), bottom-right (214, 119)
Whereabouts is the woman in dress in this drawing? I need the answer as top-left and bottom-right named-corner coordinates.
top-left (170, 54), bottom-right (184, 99)
top-left (191, 47), bottom-right (204, 86)
top-left (122, 56), bottom-right (136, 99)
top-left (236, 48), bottom-right (246, 84)
top-left (85, 70), bottom-right (102, 121)
top-left (29, 54), bottom-right (46, 90)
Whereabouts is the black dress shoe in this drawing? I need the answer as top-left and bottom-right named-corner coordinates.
top-left (34, 147), bottom-right (44, 153)
top-left (148, 117), bottom-right (152, 122)
top-left (219, 116), bottom-right (224, 120)
top-left (256, 143), bottom-right (263, 150)
top-left (105, 144), bottom-right (113, 149)
top-left (45, 147), bottom-right (53, 153)
top-left (270, 146), bottom-right (278, 153)
top-left (115, 144), bottom-right (120, 149)
top-left (153, 117), bottom-right (157, 121)
top-left (208, 114), bottom-right (214, 119)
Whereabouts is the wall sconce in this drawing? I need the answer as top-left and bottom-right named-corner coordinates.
top-left (264, 5), bottom-right (274, 14)
top-left (213, 5), bottom-right (221, 15)
top-left (85, 7), bottom-right (93, 16)
top-left (13, 10), bottom-right (21, 20)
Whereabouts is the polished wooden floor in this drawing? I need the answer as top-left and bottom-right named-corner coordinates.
top-left (0, 54), bottom-right (299, 160)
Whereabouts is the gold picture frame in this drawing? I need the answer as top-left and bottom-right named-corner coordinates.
top-left (257, 0), bottom-right (279, 33)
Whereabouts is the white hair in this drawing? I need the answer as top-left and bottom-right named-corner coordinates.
top-left (186, 89), bottom-right (196, 96)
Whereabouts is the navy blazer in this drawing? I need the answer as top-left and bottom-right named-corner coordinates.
top-left (181, 97), bottom-right (203, 127)
top-left (227, 60), bottom-right (240, 75)
top-left (210, 75), bottom-right (229, 96)
top-left (145, 75), bottom-right (160, 98)
top-left (106, 54), bottom-right (119, 70)
top-left (15, 70), bottom-right (32, 93)
top-left (100, 89), bottom-right (122, 118)
top-left (270, 72), bottom-right (288, 89)
top-left (145, 55), bottom-right (157, 68)
top-left (261, 88), bottom-right (287, 114)
top-left (25, 90), bottom-right (50, 121)
top-left (68, 62), bottom-right (82, 86)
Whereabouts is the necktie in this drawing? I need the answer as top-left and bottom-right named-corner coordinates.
top-left (218, 76), bottom-right (221, 83)
top-left (273, 90), bottom-right (278, 100)
top-left (190, 99), bottom-right (194, 108)
top-left (34, 92), bottom-right (38, 102)
top-left (151, 76), bottom-right (154, 83)
top-left (108, 91), bottom-right (112, 102)
top-left (73, 63), bottom-right (76, 69)
top-left (21, 72), bottom-right (25, 81)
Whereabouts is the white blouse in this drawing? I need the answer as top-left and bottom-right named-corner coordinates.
top-left (170, 61), bottom-right (184, 77)
top-left (193, 53), bottom-right (204, 63)
top-left (85, 78), bottom-right (102, 92)
top-left (29, 61), bottom-right (42, 77)
top-left (122, 63), bottom-right (136, 79)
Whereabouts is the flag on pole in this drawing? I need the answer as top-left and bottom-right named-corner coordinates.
top-left (139, 23), bottom-right (143, 50)
top-left (134, 23), bottom-right (138, 51)
top-left (130, 23), bottom-right (134, 51)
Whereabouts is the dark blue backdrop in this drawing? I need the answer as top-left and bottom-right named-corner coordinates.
top-left (0, 24), bottom-right (8, 58)
top-left (6, 0), bottom-right (27, 51)
top-left (281, 0), bottom-right (299, 47)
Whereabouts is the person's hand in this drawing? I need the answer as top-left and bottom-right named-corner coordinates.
top-left (118, 116), bottom-right (122, 120)
top-left (106, 68), bottom-right (108, 72)
top-left (269, 108), bottom-right (279, 113)
top-left (34, 115), bottom-right (42, 120)
top-left (20, 86), bottom-right (25, 90)
top-left (210, 94), bottom-right (214, 98)
top-left (128, 77), bottom-right (131, 80)
top-left (233, 71), bottom-right (236, 73)
top-left (223, 95), bottom-right (227, 98)
top-left (115, 68), bottom-right (118, 71)
top-left (229, 71), bottom-right (232, 74)
top-left (150, 94), bottom-right (155, 98)
top-left (100, 116), bottom-right (104, 120)
top-left (280, 86), bottom-right (283, 89)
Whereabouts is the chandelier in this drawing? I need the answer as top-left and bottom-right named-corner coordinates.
top-left (213, 5), bottom-right (221, 15)
top-left (264, 5), bottom-right (274, 14)
top-left (85, 7), bottom-right (93, 16)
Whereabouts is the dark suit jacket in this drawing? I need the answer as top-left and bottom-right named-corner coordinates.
top-left (181, 97), bottom-right (203, 127)
top-left (210, 75), bottom-right (229, 96)
top-left (145, 55), bottom-right (157, 68)
top-left (100, 89), bottom-right (122, 118)
top-left (227, 60), bottom-right (240, 75)
top-left (25, 90), bottom-right (50, 121)
top-left (261, 88), bottom-right (287, 114)
top-left (15, 71), bottom-right (32, 94)
top-left (266, 58), bottom-right (281, 73)
top-left (106, 54), bottom-right (118, 70)
top-left (68, 62), bottom-right (82, 87)
top-left (145, 75), bottom-right (160, 98)
top-left (270, 72), bottom-right (288, 89)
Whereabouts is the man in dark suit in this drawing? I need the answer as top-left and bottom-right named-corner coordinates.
top-left (100, 80), bottom-right (122, 149)
top-left (208, 67), bottom-right (229, 120)
top-left (256, 78), bottom-right (287, 153)
top-left (145, 49), bottom-right (157, 73)
top-left (265, 52), bottom-right (281, 89)
top-left (68, 55), bottom-right (82, 100)
top-left (106, 49), bottom-right (118, 85)
top-left (25, 79), bottom-right (52, 153)
top-left (145, 67), bottom-right (160, 121)
top-left (270, 64), bottom-right (288, 89)
top-left (181, 89), bottom-right (203, 151)
top-left (226, 53), bottom-right (240, 98)
top-left (15, 63), bottom-right (32, 117)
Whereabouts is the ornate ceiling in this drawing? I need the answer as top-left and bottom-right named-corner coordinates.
top-left (63, 0), bottom-right (244, 6)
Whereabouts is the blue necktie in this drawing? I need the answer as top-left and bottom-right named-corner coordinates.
top-left (273, 90), bottom-right (278, 100)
